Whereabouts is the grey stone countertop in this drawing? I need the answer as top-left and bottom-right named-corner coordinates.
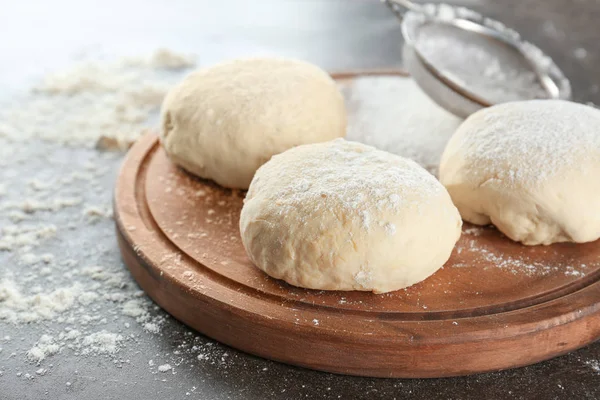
top-left (0, 1), bottom-right (599, 399)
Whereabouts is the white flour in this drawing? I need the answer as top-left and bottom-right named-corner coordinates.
top-left (455, 226), bottom-right (589, 277)
top-left (0, 48), bottom-right (196, 149)
top-left (405, 3), bottom-right (569, 105)
top-left (158, 364), bottom-right (173, 373)
top-left (586, 360), bottom-right (600, 374)
top-left (26, 335), bottom-right (61, 363)
top-left (415, 24), bottom-right (546, 103)
top-left (0, 51), bottom-right (197, 376)
top-left (0, 280), bottom-right (81, 323)
top-left (80, 331), bottom-right (124, 355)
top-left (344, 76), bottom-right (462, 176)
top-left (0, 224), bottom-right (57, 251)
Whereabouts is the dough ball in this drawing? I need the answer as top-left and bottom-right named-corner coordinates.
top-left (240, 139), bottom-right (462, 293)
top-left (160, 58), bottom-right (346, 189)
top-left (440, 100), bottom-right (600, 245)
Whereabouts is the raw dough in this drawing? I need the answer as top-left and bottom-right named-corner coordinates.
top-left (160, 58), bottom-right (346, 189)
top-left (440, 100), bottom-right (600, 245)
top-left (240, 139), bottom-right (462, 293)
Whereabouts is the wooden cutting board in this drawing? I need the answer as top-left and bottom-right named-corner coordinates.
top-left (114, 71), bottom-right (600, 378)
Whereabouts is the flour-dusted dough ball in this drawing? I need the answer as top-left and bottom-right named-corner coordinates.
top-left (160, 58), bottom-right (346, 189)
top-left (240, 139), bottom-right (462, 293)
top-left (440, 100), bottom-right (600, 245)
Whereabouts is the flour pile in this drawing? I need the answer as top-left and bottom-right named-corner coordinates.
top-left (0, 48), bottom-right (195, 150)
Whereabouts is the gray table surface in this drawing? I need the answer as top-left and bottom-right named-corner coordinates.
top-left (1, 1), bottom-right (599, 399)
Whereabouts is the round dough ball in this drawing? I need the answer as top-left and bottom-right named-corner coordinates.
top-left (440, 100), bottom-right (600, 245)
top-left (240, 139), bottom-right (462, 293)
top-left (160, 58), bottom-right (346, 189)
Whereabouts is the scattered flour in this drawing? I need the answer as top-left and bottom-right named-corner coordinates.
top-left (454, 232), bottom-right (588, 278)
top-left (122, 298), bottom-right (153, 322)
top-left (143, 322), bottom-right (160, 334)
top-left (27, 335), bottom-right (61, 363)
top-left (0, 224), bottom-right (57, 251)
top-left (585, 360), bottom-right (600, 373)
top-left (81, 331), bottom-right (123, 355)
top-left (158, 364), bottom-right (172, 373)
top-left (0, 135), bottom-right (167, 372)
top-left (83, 205), bottom-right (113, 219)
top-left (0, 280), bottom-right (81, 324)
top-left (1, 197), bottom-right (83, 214)
top-left (0, 49), bottom-right (196, 149)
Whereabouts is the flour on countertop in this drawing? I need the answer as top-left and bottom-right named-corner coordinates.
top-left (586, 359), bottom-right (600, 374)
top-left (80, 331), bottom-right (124, 355)
top-left (26, 335), bottom-right (61, 363)
top-left (0, 49), bottom-right (196, 149)
top-left (158, 364), bottom-right (173, 373)
top-left (0, 279), bottom-right (82, 324)
top-left (0, 224), bottom-right (57, 251)
top-left (0, 139), bottom-right (178, 374)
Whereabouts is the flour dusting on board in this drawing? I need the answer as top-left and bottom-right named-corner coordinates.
top-left (456, 225), bottom-right (589, 277)
top-left (344, 76), bottom-right (462, 176)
